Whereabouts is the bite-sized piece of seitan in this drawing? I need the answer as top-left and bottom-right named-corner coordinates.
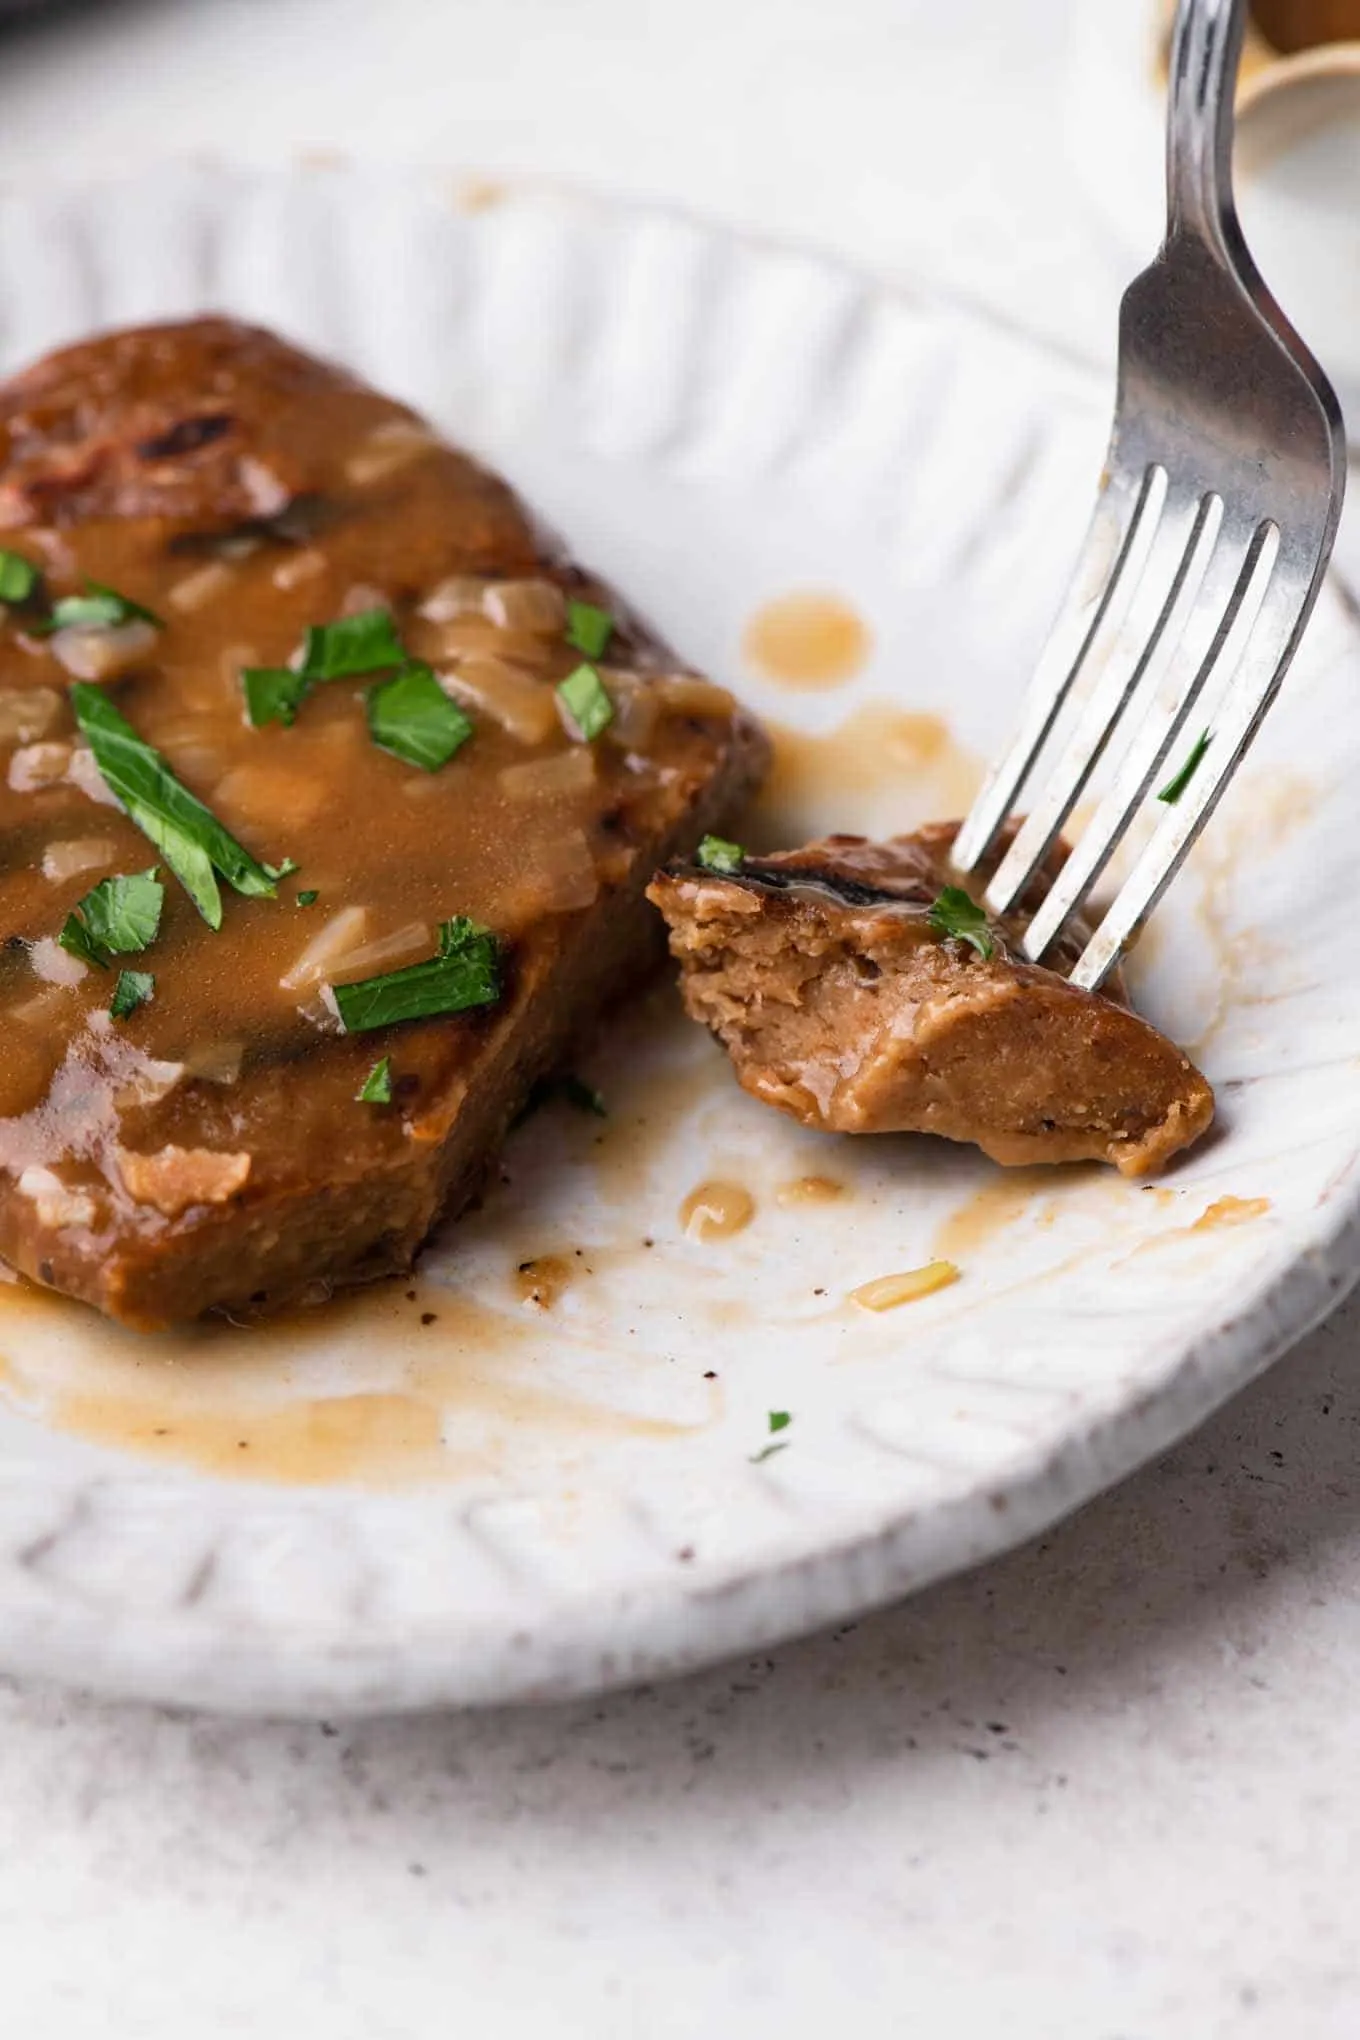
top-left (0, 317), bottom-right (768, 1328)
top-left (647, 825), bottom-right (1213, 1175)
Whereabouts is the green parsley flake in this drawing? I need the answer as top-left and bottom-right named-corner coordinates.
top-left (42, 580), bottom-right (161, 633)
top-left (58, 868), bottom-right (164, 970)
top-left (558, 1074), bottom-right (607, 1117)
top-left (696, 835), bottom-right (745, 876)
top-left (332, 915), bottom-right (501, 1034)
top-left (565, 599), bottom-right (614, 660)
top-left (367, 663), bottom-right (474, 771)
top-left (296, 889), bottom-right (319, 908)
top-left (70, 684), bottom-right (279, 929)
top-left (556, 663), bottom-right (614, 742)
top-left (1157, 728), bottom-right (1213, 805)
top-left (750, 1411), bottom-right (792, 1465)
top-left (299, 607), bottom-right (405, 682)
top-left (242, 666), bottom-right (310, 728)
top-left (356, 1056), bottom-right (393, 1104)
top-left (928, 885), bottom-right (995, 961)
top-left (110, 969), bottom-right (155, 1020)
top-left (0, 549), bottom-right (39, 605)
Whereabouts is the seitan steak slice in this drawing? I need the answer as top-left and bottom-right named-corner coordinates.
top-left (0, 318), bottom-right (768, 1327)
top-left (647, 824), bottom-right (1213, 1175)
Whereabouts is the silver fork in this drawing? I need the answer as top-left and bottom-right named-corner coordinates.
top-left (950, 0), bottom-right (1345, 990)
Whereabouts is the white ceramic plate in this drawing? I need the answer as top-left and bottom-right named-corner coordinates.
top-left (0, 163), bottom-right (1358, 1716)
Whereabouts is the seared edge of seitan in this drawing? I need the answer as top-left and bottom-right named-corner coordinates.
top-left (647, 825), bottom-right (1214, 1176)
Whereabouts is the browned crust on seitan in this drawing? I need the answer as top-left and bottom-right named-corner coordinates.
top-left (647, 825), bottom-right (1214, 1176)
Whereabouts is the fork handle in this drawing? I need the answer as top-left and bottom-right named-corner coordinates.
top-left (1165, 0), bottom-right (1248, 248)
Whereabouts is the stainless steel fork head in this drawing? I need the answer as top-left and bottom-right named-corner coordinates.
top-left (951, 0), bottom-right (1345, 991)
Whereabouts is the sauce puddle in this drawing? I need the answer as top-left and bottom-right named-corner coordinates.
top-left (0, 1265), bottom-right (708, 1488)
top-left (754, 704), bottom-right (982, 845)
top-left (742, 591), bottom-right (871, 690)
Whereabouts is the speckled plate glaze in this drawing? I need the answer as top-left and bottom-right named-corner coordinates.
top-left (0, 163), bottom-right (1358, 1716)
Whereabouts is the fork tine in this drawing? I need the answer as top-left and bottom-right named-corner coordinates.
top-left (950, 460), bottom-right (1165, 875)
top-left (982, 485), bottom-right (1223, 917)
top-left (1070, 541), bottom-right (1301, 990)
top-left (1019, 515), bottom-right (1277, 964)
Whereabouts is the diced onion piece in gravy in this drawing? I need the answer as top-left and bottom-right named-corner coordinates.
top-left (214, 760), bottom-right (329, 829)
top-left (272, 549), bottom-right (327, 592)
top-left (29, 934), bottom-right (87, 987)
top-left (655, 673), bottom-right (737, 719)
top-left (42, 835), bottom-right (118, 884)
top-left (8, 740), bottom-right (72, 793)
top-left (503, 826), bottom-right (599, 917)
top-left (603, 671), bottom-right (660, 752)
top-left (344, 418), bottom-right (439, 485)
top-left (450, 655), bottom-right (559, 745)
top-left (482, 579), bottom-right (566, 635)
top-left (280, 905), bottom-right (371, 991)
top-left (110, 1056), bottom-right (187, 1111)
top-left (115, 1144), bottom-right (251, 1218)
top-left (419, 576), bottom-right (487, 623)
top-left (181, 1040), bottom-right (245, 1086)
top-left (67, 744), bottom-right (121, 808)
top-left (17, 1164), bottom-right (96, 1231)
top-left (340, 582), bottom-right (391, 618)
top-left (9, 983), bottom-right (72, 1028)
top-left (47, 619), bottom-right (158, 682)
top-left (428, 618), bottom-right (557, 670)
top-left (0, 686), bottom-right (62, 744)
top-left (239, 456), bottom-right (290, 518)
top-left (167, 561), bottom-right (236, 614)
top-left (323, 921), bottom-right (432, 986)
top-left (499, 747), bottom-right (597, 801)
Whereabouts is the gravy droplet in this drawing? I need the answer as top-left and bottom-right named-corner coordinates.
top-left (776, 1175), bottom-right (845, 1207)
top-left (1190, 1194), bottom-right (1271, 1233)
top-left (743, 591), bottom-right (871, 691)
top-left (514, 1254), bottom-right (575, 1308)
top-left (851, 1261), bottom-right (960, 1311)
top-left (680, 1181), bottom-right (755, 1241)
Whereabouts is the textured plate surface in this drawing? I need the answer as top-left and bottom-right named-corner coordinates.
top-left (0, 163), bottom-right (1358, 1715)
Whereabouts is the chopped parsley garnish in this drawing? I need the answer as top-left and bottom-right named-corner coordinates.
top-left (70, 683), bottom-right (279, 929)
top-left (109, 969), bottom-right (155, 1020)
top-left (299, 606), bottom-right (405, 681)
top-left (242, 666), bottom-right (310, 729)
top-left (0, 549), bottom-right (39, 604)
top-left (241, 609), bottom-right (407, 728)
top-left (559, 1074), bottom-right (606, 1117)
top-left (265, 857), bottom-right (299, 880)
top-left (367, 662), bottom-right (474, 771)
top-left (296, 889), bottom-right (319, 908)
top-left (331, 915), bottom-right (500, 1034)
top-left (1158, 728), bottom-right (1213, 805)
top-left (58, 867), bottom-right (164, 970)
top-left (928, 885), bottom-right (995, 961)
top-left (565, 599), bottom-right (614, 660)
top-left (750, 1410), bottom-right (792, 1465)
top-left (557, 662), bottom-right (614, 741)
top-left (42, 579), bottom-right (161, 633)
top-left (696, 835), bottom-right (745, 876)
top-left (356, 1056), bottom-right (393, 1104)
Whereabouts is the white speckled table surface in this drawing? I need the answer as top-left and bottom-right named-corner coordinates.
top-left (0, 0), bottom-right (1357, 2032)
